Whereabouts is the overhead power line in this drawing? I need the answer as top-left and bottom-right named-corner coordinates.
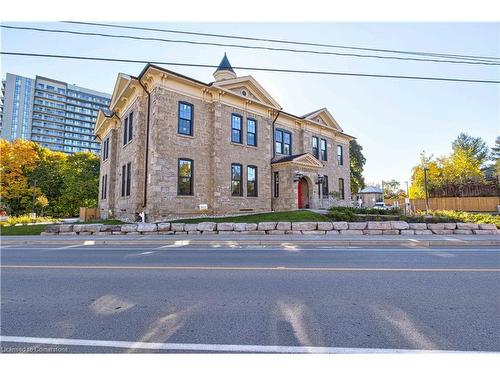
top-left (3, 25), bottom-right (499, 67)
top-left (63, 21), bottom-right (500, 63)
top-left (2, 51), bottom-right (499, 84)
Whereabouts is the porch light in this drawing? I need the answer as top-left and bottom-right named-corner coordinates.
top-left (293, 172), bottom-right (304, 182)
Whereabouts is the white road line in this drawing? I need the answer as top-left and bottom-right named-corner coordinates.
top-left (0, 336), bottom-right (495, 354)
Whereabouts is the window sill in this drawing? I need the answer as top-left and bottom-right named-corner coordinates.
top-left (177, 133), bottom-right (194, 139)
top-left (122, 140), bottom-right (133, 149)
top-left (176, 194), bottom-right (195, 197)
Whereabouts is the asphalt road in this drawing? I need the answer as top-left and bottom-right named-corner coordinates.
top-left (1, 244), bottom-right (499, 353)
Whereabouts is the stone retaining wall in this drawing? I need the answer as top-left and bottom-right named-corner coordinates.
top-left (41, 221), bottom-right (499, 236)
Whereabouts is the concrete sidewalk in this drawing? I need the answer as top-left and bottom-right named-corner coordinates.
top-left (2, 234), bottom-right (500, 248)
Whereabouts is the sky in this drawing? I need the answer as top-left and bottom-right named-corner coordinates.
top-left (1, 22), bottom-right (499, 186)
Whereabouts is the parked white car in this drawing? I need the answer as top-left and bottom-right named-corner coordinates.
top-left (372, 202), bottom-right (391, 210)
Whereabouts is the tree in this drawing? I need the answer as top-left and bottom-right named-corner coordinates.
top-left (349, 139), bottom-right (366, 194)
top-left (58, 152), bottom-right (100, 217)
top-left (452, 133), bottom-right (490, 166)
top-left (408, 153), bottom-right (443, 199)
top-left (440, 147), bottom-right (484, 185)
top-left (383, 179), bottom-right (405, 199)
top-left (0, 139), bottom-right (40, 214)
top-left (36, 195), bottom-right (49, 216)
top-left (28, 144), bottom-right (67, 216)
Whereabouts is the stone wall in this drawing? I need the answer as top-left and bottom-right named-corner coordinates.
top-left (41, 221), bottom-right (499, 236)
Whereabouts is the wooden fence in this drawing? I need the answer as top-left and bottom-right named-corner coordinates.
top-left (79, 207), bottom-right (99, 221)
top-left (385, 197), bottom-right (500, 213)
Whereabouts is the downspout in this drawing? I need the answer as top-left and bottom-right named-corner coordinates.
top-left (137, 79), bottom-right (151, 210)
top-left (271, 110), bottom-right (280, 211)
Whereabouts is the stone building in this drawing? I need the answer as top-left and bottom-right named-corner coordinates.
top-left (95, 54), bottom-right (355, 221)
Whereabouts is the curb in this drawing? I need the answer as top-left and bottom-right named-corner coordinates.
top-left (3, 236), bottom-right (500, 248)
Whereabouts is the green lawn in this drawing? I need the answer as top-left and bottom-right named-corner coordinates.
top-left (0, 219), bottom-right (125, 236)
top-left (172, 210), bottom-right (329, 224)
top-left (1, 224), bottom-right (48, 236)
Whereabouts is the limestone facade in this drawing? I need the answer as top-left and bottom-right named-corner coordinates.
top-left (95, 57), bottom-right (355, 222)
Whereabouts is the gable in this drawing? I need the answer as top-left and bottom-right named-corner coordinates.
top-left (110, 73), bottom-right (133, 109)
top-left (212, 76), bottom-right (281, 109)
top-left (303, 108), bottom-right (343, 132)
top-left (272, 152), bottom-right (324, 170)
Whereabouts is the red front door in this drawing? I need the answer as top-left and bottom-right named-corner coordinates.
top-left (298, 180), bottom-right (302, 208)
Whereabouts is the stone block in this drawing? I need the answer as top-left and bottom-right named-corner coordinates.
top-left (317, 222), bottom-right (333, 231)
top-left (58, 224), bottom-right (74, 232)
top-left (409, 223), bottom-right (427, 230)
top-left (170, 223), bottom-right (185, 232)
top-left (382, 230), bottom-right (400, 235)
top-left (302, 230), bottom-right (326, 235)
top-left (276, 222), bottom-right (292, 231)
top-left (326, 230), bottom-right (340, 235)
top-left (100, 224), bottom-right (122, 232)
top-left (183, 224), bottom-right (198, 232)
top-left (414, 230), bottom-right (432, 235)
top-left (427, 223), bottom-right (445, 230)
top-left (431, 229), bottom-right (454, 235)
top-left (78, 231), bottom-right (91, 235)
top-left (479, 223), bottom-right (497, 230)
top-left (245, 223), bottom-right (258, 231)
top-left (121, 224), bottom-right (138, 232)
top-left (472, 229), bottom-right (498, 235)
top-left (292, 222), bottom-right (317, 231)
top-left (233, 223), bottom-right (247, 232)
top-left (367, 221), bottom-right (391, 230)
top-left (59, 232), bottom-right (77, 235)
top-left (157, 222), bottom-right (171, 231)
top-left (456, 222), bottom-right (479, 230)
top-left (112, 231), bottom-right (125, 235)
top-left (400, 230), bottom-right (415, 235)
top-left (332, 221), bottom-right (348, 230)
top-left (348, 222), bottom-right (367, 230)
top-left (40, 231), bottom-right (56, 236)
top-left (390, 221), bottom-right (409, 230)
top-left (217, 222), bottom-right (234, 231)
top-left (137, 223), bottom-right (157, 232)
top-left (174, 231), bottom-right (188, 235)
top-left (258, 222), bottom-right (277, 231)
top-left (443, 223), bottom-right (457, 230)
top-left (126, 232), bottom-right (140, 235)
top-left (44, 225), bottom-right (60, 233)
top-left (285, 230), bottom-right (303, 235)
top-left (453, 229), bottom-right (473, 235)
top-left (340, 230), bottom-right (363, 235)
top-left (201, 231), bottom-right (218, 235)
top-left (187, 231), bottom-right (201, 235)
top-left (363, 230), bottom-right (383, 235)
top-left (267, 230), bottom-right (285, 235)
top-left (158, 231), bottom-right (174, 235)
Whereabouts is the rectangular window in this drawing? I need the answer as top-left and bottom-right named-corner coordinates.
top-left (231, 114), bottom-right (242, 144)
top-left (123, 117), bottom-right (128, 145)
top-left (320, 139), bottom-right (327, 161)
top-left (231, 163), bottom-right (243, 196)
top-left (126, 162), bottom-right (131, 196)
top-left (102, 137), bottom-right (109, 161)
top-left (178, 159), bottom-right (193, 195)
top-left (247, 118), bottom-right (257, 146)
top-left (339, 178), bottom-right (345, 200)
top-left (322, 175), bottom-right (329, 196)
top-left (123, 113), bottom-right (133, 145)
top-left (312, 136), bottom-right (319, 159)
top-left (273, 172), bottom-right (279, 198)
top-left (337, 145), bottom-right (344, 166)
top-left (101, 174), bottom-right (107, 199)
top-left (178, 102), bottom-right (193, 136)
top-left (121, 165), bottom-right (126, 197)
top-left (104, 174), bottom-right (107, 199)
top-left (247, 165), bottom-right (258, 197)
top-left (275, 129), bottom-right (291, 155)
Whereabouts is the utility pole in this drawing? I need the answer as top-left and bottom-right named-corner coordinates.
top-left (405, 181), bottom-right (409, 197)
top-left (423, 168), bottom-right (429, 214)
top-left (31, 180), bottom-right (37, 217)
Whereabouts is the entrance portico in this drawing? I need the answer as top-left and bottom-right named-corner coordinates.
top-left (271, 153), bottom-right (324, 211)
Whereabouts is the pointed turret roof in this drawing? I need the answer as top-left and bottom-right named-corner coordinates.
top-left (216, 53), bottom-right (235, 73)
